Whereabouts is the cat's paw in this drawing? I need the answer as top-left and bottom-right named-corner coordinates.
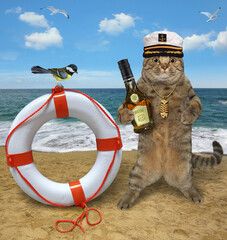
top-left (182, 188), bottom-right (203, 203)
top-left (117, 189), bottom-right (139, 210)
top-left (118, 108), bottom-right (134, 124)
top-left (181, 104), bottom-right (200, 125)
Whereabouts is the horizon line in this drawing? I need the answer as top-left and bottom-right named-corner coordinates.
top-left (0, 87), bottom-right (227, 90)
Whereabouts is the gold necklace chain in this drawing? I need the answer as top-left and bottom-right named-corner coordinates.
top-left (151, 84), bottom-right (178, 118)
top-left (151, 84), bottom-right (177, 99)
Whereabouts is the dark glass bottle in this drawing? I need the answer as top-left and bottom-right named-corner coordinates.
top-left (118, 59), bottom-right (154, 133)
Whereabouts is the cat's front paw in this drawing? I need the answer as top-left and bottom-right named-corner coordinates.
top-left (118, 108), bottom-right (134, 125)
top-left (117, 189), bottom-right (139, 210)
top-left (181, 104), bottom-right (200, 125)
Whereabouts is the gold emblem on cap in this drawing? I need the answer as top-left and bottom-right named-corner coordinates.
top-left (158, 33), bottom-right (167, 42)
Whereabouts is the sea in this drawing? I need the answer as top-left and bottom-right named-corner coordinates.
top-left (0, 88), bottom-right (226, 154)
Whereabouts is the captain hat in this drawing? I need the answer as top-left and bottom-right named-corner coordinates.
top-left (143, 31), bottom-right (184, 58)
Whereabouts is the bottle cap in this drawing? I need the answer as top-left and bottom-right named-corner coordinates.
top-left (118, 59), bottom-right (134, 80)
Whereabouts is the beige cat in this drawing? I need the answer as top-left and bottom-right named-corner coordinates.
top-left (117, 32), bottom-right (223, 210)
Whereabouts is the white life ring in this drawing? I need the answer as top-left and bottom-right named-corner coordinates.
top-left (6, 87), bottom-right (122, 207)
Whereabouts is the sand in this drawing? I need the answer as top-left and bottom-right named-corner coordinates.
top-left (0, 147), bottom-right (226, 240)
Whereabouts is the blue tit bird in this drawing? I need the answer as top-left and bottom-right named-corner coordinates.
top-left (31, 64), bottom-right (78, 86)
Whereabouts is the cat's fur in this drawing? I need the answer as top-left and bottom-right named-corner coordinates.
top-left (117, 56), bottom-right (223, 210)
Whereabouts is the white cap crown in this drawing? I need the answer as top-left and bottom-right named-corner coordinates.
top-left (143, 31), bottom-right (183, 48)
top-left (143, 31), bottom-right (184, 58)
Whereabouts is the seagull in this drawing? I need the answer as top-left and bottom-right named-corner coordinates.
top-left (40, 6), bottom-right (69, 19)
top-left (199, 7), bottom-right (221, 22)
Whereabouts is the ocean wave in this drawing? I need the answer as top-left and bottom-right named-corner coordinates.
top-left (32, 122), bottom-right (139, 152)
top-left (1, 121), bottom-right (226, 154)
top-left (219, 100), bottom-right (227, 105)
top-left (192, 127), bottom-right (226, 153)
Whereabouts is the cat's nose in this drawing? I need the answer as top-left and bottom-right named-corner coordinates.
top-left (162, 65), bottom-right (168, 71)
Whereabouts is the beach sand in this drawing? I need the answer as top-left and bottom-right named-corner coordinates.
top-left (0, 147), bottom-right (226, 240)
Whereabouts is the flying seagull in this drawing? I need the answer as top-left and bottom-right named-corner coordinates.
top-left (199, 7), bottom-right (221, 22)
top-left (41, 6), bottom-right (69, 19)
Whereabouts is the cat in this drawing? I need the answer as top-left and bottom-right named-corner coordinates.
top-left (117, 55), bottom-right (223, 210)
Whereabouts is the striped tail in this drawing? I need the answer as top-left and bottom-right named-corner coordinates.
top-left (31, 66), bottom-right (51, 74)
top-left (192, 141), bottom-right (223, 169)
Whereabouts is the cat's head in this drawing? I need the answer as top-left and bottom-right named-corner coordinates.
top-left (142, 56), bottom-right (184, 86)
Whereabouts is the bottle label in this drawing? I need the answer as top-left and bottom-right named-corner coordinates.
top-left (132, 106), bottom-right (150, 126)
top-left (130, 94), bottom-right (139, 103)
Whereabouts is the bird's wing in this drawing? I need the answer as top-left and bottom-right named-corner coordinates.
top-left (57, 71), bottom-right (68, 79)
top-left (213, 7), bottom-right (221, 16)
top-left (58, 10), bottom-right (69, 18)
top-left (40, 6), bottom-right (56, 12)
top-left (49, 68), bottom-right (68, 79)
top-left (199, 11), bottom-right (212, 18)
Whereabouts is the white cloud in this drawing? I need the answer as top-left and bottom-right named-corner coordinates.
top-left (5, 6), bottom-right (22, 14)
top-left (183, 32), bottom-right (214, 51)
top-left (19, 12), bottom-right (49, 28)
top-left (25, 27), bottom-right (63, 50)
top-left (18, 12), bottom-right (63, 50)
top-left (208, 27), bottom-right (227, 52)
top-left (183, 28), bottom-right (227, 53)
top-left (98, 13), bottom-right (137, 35)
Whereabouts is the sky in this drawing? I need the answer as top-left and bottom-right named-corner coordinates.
top-left (0, 0), bottom-right (227, 89)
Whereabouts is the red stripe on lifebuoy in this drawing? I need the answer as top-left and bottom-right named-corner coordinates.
top-left (69, 180), bottom-right (86, 207)
top-left (7, 150), bottom-right (34, 167)
top-left (53, 90), bottom-right (69, 118)
top-left (96, 137), bottom-right (122, 151)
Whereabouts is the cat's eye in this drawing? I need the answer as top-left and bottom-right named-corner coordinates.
top-left (153, 58), bottom-right (158, 63)
top-left (170, 58), bottom-right (176, 63)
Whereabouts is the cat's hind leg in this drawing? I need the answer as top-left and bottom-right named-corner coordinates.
top-left (164, 152), bottom-right (203, 203)
top-left (117, 150), bottom-right (162, 210)
top-left (180, 185), bottom-right (203, 203)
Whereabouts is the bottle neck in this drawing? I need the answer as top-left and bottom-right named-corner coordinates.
top-left (124, 77), bottom-right (137, 90)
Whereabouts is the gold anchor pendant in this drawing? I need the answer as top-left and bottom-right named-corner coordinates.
top-left (160, 99), bottom-right (168, 118)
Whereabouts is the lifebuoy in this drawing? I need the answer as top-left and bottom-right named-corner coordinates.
top-left (5, 87), bottom-right (122, 207)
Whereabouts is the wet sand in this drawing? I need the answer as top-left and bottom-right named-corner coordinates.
top-left (0, 147), bottom-right (226, 240)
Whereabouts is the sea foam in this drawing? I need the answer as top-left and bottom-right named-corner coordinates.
top-left (219, 100), bottom-right (227, 105)
top-left (1, 120), bottom-right (226, 154)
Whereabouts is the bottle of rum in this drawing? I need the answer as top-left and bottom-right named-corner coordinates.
top-left (118, 59), bottom-right (154, 133)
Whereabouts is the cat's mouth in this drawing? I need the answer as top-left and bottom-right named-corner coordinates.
top-left (155, 71), bottom-right (170, 80)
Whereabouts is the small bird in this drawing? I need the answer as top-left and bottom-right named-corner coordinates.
top-left (31, 64), bottom-right (78, 85)
top-left (199, 7), bottom-right (221, 22)
top-left (40, 6), bottom-right (69, 19)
